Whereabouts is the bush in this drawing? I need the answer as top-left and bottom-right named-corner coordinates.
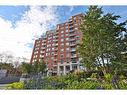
top-left (118, 79), bottom-right (127, 89)
top-left (90, 73), bottom-right (97, 78)
top-left (6, 81), bottom-right (24, 89)
top-left (104, 73), bottom-right (113, 82)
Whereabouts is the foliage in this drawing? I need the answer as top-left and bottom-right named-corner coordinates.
top-left (78, 6), bottom-right (127, 74)
top-left (101, 81), bottom-right (114, 89)
top-left (21, 60), bottom-right (46, 74)
top-left (90, 73), bottom-right (97, 78)
top-left (6, 81), bottom-right (24, 89)
top-left (104, 73), bottom-right (113, 82)
top-left (118, 79), bottom-right (127, 89)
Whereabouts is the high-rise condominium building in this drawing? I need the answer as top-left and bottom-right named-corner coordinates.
top-left (30, 13), bottom-right (84, 76)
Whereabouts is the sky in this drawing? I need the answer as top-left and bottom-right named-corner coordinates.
top-left (0, 6), bottom-right (127, 62)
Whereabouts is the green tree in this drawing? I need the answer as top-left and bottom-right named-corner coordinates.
top-left (21, 60), bottom-right (46, 74)
top-left (79, 6), bottom-right (127, 74)
top-left (21, 62), bottom-right (33, 74)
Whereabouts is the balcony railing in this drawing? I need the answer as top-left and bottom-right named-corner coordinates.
top-left (69, 33), bottom-right (76, 37)
top-left (71, 54), bottom-right (77, 58)
top-left (70, 43), bottom-right (76, 46)
top-left (41, 47), bottom-right (45, 50)
top-left (70, 48), bottom-right (76, 52)
top-left (70, 38), bottom-right (75, 41)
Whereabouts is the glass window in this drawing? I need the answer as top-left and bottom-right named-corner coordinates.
top-left (52, 48), bottom-right (54, 50)
top-left (61, 60), bottom-right (64, 64)
top-left (66, 42), bottom-right (69, 46)
top-left (61, 30), bottom-right (64, 33)
top-left (61, 43), bottom-right (64, 46)
top-left (66, 33), bottom-right (69, 36)
top-left (61, 34), bottom-right (64, 37)
top-left (66, 48), bottom-right (70, 51)
top-left (61, 54), bottom-right (64, 58)
top-left (66, 29), bottom-right (68, 32)
top-left (66, 38), bottom-right (69, 41)
top-left (61, 39), bottom-right (64, 42)
top-left (61, 48), bottom-right (64, 52)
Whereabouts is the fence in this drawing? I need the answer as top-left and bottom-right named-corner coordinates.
top-left (24, 74), bottom-right (67, 89)
top-left (0, 74), bottom-right (21, 84)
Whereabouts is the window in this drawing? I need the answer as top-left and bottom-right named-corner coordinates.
top-left (71, 58), bottom-right (77, 63)
top-left (61, 48), bottom-right (64, 52)
top-left (61, 30), bottom-right (64, 33)
top-left (66, 48), bottom-right (70, 51)
top-left (66, 33), bottom-right (69, 36)
top-left (66, 38), bottom-right (69, 41)
top-left (46, 53), bottom-right (48, 56)
top-left (52, 48), bottom-right (54, 50)
top-left (66, 29), bottom-right (68, 32)
top-left (66, 58), bottom-right (70, 63)
top-left (75, 27), bottom-right (78, 30)
top-left (61, 54), bottom-right (64, 58)
top-left (66, 42), bottom-right (69, 46)
top-left (72, 65), bottom-right (77, 69)
top-left (61, 39), bottom-right (64, 42)
top-left (61, 43), bottom-right (64, 46)
top-left (52, 43), bottom-right (55, 46)
top-left (61, 34), bottom-right (64, 38)
top-left (61, 59), bottom-right (64, 64)
top-left (51, 57), bottom-right (54, 60)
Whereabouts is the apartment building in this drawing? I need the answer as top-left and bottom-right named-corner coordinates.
top-left (30, 13), bottom-right (84, 76)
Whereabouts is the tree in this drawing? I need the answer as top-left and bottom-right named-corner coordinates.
top-left (79, 6), bottom-right (127, 74)
top-left (21, 60), bottom-right (46, 74)
top-left (21, 62), bottom-right (33, 74)
top-left (0, 52), bottom-right (14, 63)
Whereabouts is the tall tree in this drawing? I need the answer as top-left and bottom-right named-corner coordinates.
top-left (21, 60), bottom-right (46, 74)
top-left (79, 6), bottom-right (127, 74)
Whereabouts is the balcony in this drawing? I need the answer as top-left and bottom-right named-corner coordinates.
top-left (54, 39), bottom-right (58, 42)
top-left (55, 43), bottom-right (58, 46)
top-left (70, 33), bottom-right (76, 37)
top-left (69, 29), bottom-right (75, 33)
top-left (41, 47), bottom-right (45, 50)
top-left (70, 48), bottom-right (76, 52)
top-left (54, 48), bottom-right (58, 51)
top-left (40, 55), bottom-right (44, 58)
top-left (70, 43), bottom-right (76, 46)
top-left (40, 51), bottom-right (45, 54)
top-left (42, 43), bottom-right (46, 46)
top-left (70, 38), bottom-right (76, 41)
top-left (71, 54), bottom-right (77, 58)
top-left (54, 53), bottom-right (58, 56)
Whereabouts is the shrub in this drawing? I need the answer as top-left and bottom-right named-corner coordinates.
top-left (90, 73), bottom-right (97, 78)
top-left (6, 81), bottom-right (24, 89)
top-left (104, 73), bottom-right (113, 82)
top-left (118, 79), bottom-right (127, 89)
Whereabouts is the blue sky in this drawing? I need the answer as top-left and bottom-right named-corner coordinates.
top-left (0, 6), bottom-right (127, 60)
top-left (0, 6), bottom-right (127, 26)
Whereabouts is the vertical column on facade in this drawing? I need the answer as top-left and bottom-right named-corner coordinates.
top-left (63, 65), bottom-right (66, 75)
top-left (70, 64), bottom-right (72, 71)
top-left (77, 63), bottom-right (80, 71)
top-left (57, 64), bottom-right (60, 76)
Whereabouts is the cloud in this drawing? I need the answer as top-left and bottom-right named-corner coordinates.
top-left (69, 6), bottom-right (75, 12)
top-left (0, 6), bottom-right (59, 62)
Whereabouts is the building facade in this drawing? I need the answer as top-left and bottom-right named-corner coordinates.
top-left (30, 13), bottom-right (84, 76)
